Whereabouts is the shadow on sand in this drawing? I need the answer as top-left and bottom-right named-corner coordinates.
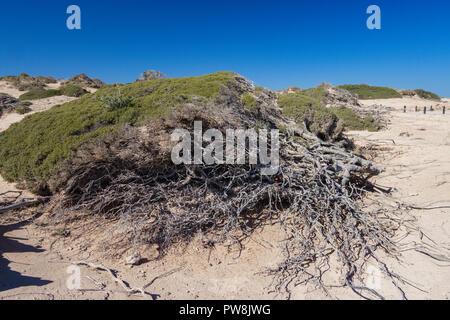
top-left (0, 220), bottom-right (52, 293)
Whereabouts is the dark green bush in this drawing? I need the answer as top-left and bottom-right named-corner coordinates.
top-left (15, 106), bottom-right (32, 115)
top-left (300, 85), bottom-right (327, 101)
top-left (278, 92), bottom-right (379, 140)
top-left (330, 107), bottom-right (378, 131)
top-left (19, 89), bottom-right (62, 101)
top-left (241, 93), bottom-right (257, 110)
top-left (60, 85), bottom-right (88, 97)
top-left (19, 85), bottom-right (89, 101)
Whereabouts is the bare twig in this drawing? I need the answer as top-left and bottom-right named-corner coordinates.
top-left (72, 260), bottom-right (149, 297)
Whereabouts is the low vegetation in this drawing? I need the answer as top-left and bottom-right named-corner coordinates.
top-left (414, 89), bottom-right (440, 101)
top-left (59, 85), bottom-right (89, 97)
top-left (241, 93), bottom-right (257, 110)
top-left (330, 106), bottom-right (378, 131)
top-left (19, 89), bottom-right (62, 101)
top-left (1, 73), bottom-right (382, 192)
top-left (278, 93), bottom-right (344, 141)
top-left (0, 72), bottom-right (236, 191)
top-left (278, 90), bottom-right (377, 140)
top-left (15, 106), bottom-right (32, 115)
top-left (299, 84), bottom-right (327, 101)
top-left (19, 85), bottom-right (88, 101)
top-left (98, 88), bottom-right (134, 110)
top-left (338, 84), bottom-right (402, 99)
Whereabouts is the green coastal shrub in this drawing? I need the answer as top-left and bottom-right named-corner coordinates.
top-left (59, 85), bottom-right (88, 97)
top-left (19, 89), bottom-right (62, 101)
top-left (0, 72), bottom-right (235, 190)
top-left (241, 93), bottom-right (257, 110)
top-left (330, 107), bottom-right (378, 132)
top-left (18, 85), bottom-right (88, 101)
top-left (99, 89), bottom-right (134, 110)
top-left (15, 106), bottom-right (33, 115)
top-left (278, 92), bottom-right (379, 140)
top-left (414, 89), bottom-right (440, 101)
top-left (337, 84), bottom-right (402, 99)
top-left (278, 93), bottom-right (343, 141)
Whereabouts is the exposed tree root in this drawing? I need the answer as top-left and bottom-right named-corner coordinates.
top-left (47, 105), bottom-right (420, 299)
top-left (72, 260), bottom-right (150, 297)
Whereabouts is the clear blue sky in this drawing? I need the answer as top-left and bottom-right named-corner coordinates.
top-left (1, 0), bottom-right (449, 96)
